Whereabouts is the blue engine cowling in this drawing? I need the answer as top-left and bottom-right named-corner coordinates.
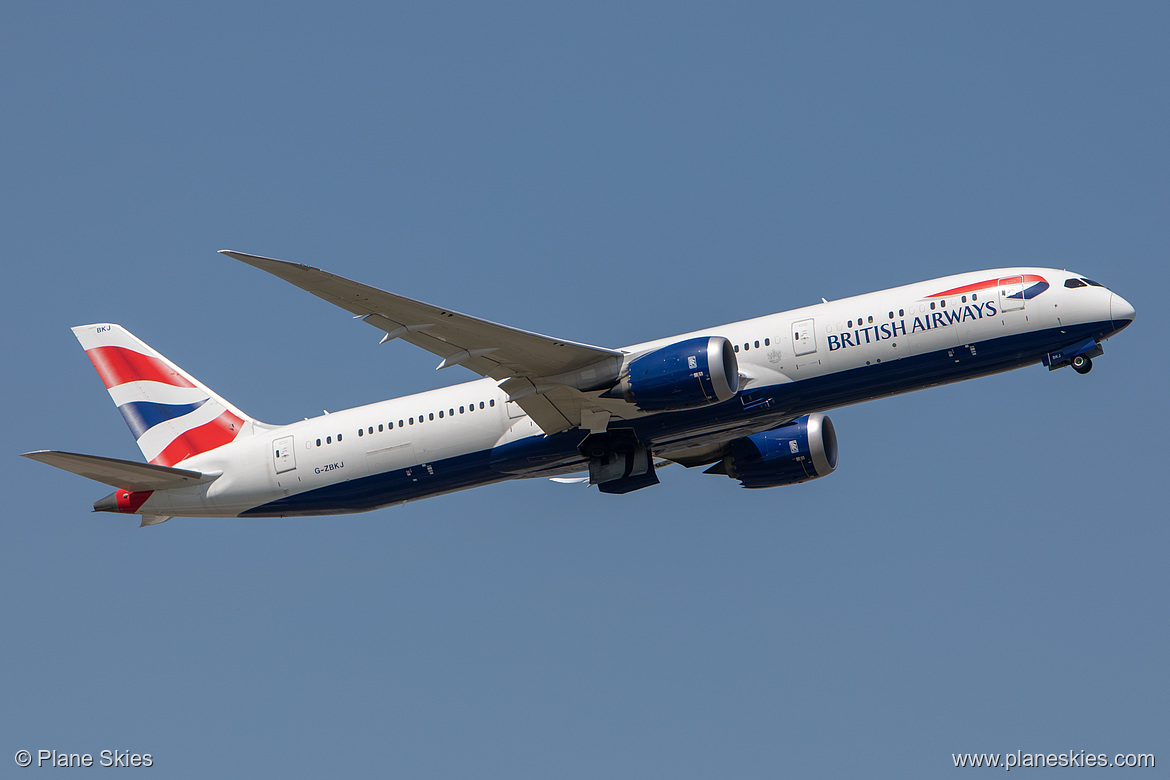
top-left (716, 414), bottom-right (838, 488)
top-left (608, 336), bottom-right (739, 412)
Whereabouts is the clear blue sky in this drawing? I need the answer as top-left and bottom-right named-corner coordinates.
top-left (3, 3), bottom-right (1166, 777)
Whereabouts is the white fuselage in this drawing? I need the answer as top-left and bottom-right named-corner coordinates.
top-left (124, 267), bottom-right (1134, 518)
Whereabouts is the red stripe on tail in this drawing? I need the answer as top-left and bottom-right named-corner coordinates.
top-left (150, 410), bottom-right (245, 467)
top-left (86, 346), bottom-right (196, 389)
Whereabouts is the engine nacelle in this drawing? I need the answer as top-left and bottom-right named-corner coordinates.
top-left (608, 336), bottom-right (739, 412)
top-left (718, 413), bottom-right (838, 488)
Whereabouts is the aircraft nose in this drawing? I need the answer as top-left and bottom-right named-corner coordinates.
top-left (1110, 293), bottom-right (1135, 330)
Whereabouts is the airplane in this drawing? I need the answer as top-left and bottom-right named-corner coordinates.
top-left (23, 252), bottom-right (1135, 526)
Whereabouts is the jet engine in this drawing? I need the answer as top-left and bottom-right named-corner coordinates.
top-left (606, 336), bottom-right (739, 412)
top-left (708, 413), bottom-right (838, 488)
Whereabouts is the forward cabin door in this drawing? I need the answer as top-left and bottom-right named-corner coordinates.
top-left (998, 276), bottom-right (1026, 312)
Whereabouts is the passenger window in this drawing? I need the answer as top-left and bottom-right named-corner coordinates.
top-left (971, 294), bottom-right (977, 301)
top-left (337, 434), bottom-right (342, 442)
top-left (316, 438), bottom-right (321, 447)
top-left (449, 409), bottom-right (454, 416)
top-left (847, 320), bottom-right (853, 328)
top-left (930, 302), bottom-right (936, 310)
top-left (940, 299), bottom-right (946, 308)
top-left (368, 427), bottom-right (374, 435)
top-left (899, 308), bottom-right (904, 316)
top-left (378, 424), bottom-right (384, 432)
top-left (754, 340), bottom-right (759, 348)
top-left (326, 436), bottom-right (332, 444)
top-left (429, 413), bottom-right (434, 421)
top-left (888, 311), bottom-right (894, 319)
top-left (961, 295), bottom-right (967, 303)
top-left (438, 410), bottom-right (444, 418)
top-left (867, 316), bottom-right (873, 323)
top-left (734, 345), bottom-right (739, 352)
top-left (489, 400), bottom-right (495, 407)
top-left (358, 429), bottom-right (364, 437)
top-left (764, 338), bottom-right (770, 346)
top-left (399, 420), bottom-right (404, 427)
top-left (409, 417), bottom-right (414, 425)
top-left (460, 406), bottom-right (465, 414)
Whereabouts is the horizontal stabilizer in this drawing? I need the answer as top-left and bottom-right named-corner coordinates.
top-left (21, 450), bottom-right (219, 492)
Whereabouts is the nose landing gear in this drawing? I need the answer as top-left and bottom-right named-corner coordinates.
top-left (1043, 338), bottom-right (1101, 375)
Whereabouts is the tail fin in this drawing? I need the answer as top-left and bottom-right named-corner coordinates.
top-left (72, 324), bottom-right (265, 466)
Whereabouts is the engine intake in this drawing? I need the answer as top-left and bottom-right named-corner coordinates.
top-left (608, 336), bottom-right (739, 412)
top-left (712, 413), bottom-right (838, 488)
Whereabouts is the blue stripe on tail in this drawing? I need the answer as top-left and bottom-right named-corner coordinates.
top-left (117, 399), bottom-right (208, 439)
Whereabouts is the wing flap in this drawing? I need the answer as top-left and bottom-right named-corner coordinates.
top-left (21, 450), bottom-right (218, 492)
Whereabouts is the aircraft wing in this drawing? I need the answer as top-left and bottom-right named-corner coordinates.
top-left (222, 251), bottom-right (628, 433)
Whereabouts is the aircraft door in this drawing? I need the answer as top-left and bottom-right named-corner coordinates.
top-left (367, 442), bottom-right (411, 475)
top-left (791, 318), bottom-right (817, 356)
top-left (999, 276), bottom-right (1026, 312)
top-left (273, 435), bottom-right (296, 474)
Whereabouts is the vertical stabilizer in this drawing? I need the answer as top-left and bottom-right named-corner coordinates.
top-left (72, 323), bottom-right (264, 466)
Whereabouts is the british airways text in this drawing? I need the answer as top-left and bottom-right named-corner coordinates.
top-left (826, 301), bottom-right (998, 352)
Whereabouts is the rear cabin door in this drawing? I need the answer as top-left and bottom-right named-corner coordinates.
top-left (273, 435), bottom-right (296, 474)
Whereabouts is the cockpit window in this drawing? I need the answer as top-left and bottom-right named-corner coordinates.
top-left (1064, 278), bottom-right (1087, 288)
top-left (1081, 278), bottom-right (1104, 287)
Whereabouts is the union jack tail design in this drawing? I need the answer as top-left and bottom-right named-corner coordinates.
top-left (72, 324), bottom-right (264, 467)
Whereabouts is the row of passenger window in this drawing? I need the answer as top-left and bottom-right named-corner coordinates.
top-left (836, 293), bottom-right (982, 331)
top-left (733, 338), bottom-right (771, 353)
top-left (313, 399), bottom-right (497, 447)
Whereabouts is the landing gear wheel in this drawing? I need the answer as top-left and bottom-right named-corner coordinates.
top-left (1072, 355), bottom-right (1093, 374)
